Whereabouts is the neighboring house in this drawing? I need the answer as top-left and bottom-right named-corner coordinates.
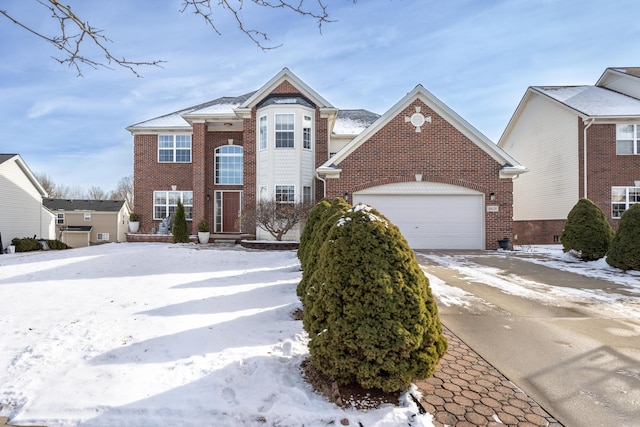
top-left (0, 154), bottom-right (55, 250)
top-left (43, 199), bottom-right (132, 248)
top-left (498, 67), bottom-right (640, 244)
top-left (127, 68), bottom-right (526, 249)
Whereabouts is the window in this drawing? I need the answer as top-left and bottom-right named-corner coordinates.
top-left (275, 114), bottom-right (295, 148)
top-left (57, 213), bottom-right (65, 225)
top-left (215, 145), bottom-right (243, 185)
top-left (303, 186), bottom-right (312, 203)
top-left (153, 191), bottom-right (193, 220)
top-left (275, 185), bottom-right (295, 203)
top-left (84, 213), bottom-right (91, 221)
top-left (259, 116), bottom-right (268, 150)
top-left (158, 134), bottom-right (192, 162)
top-left (97, 233), bottom-right (110, 241)
top-left (616, 124), bottom-right (640, 155)
top-left (303, 115), bottom-right (312, 149)
top-left (612, 186), bottom-right (640, 218)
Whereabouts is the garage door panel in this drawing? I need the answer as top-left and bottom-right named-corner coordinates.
top-left (353, 193), bottom-right (483, 250)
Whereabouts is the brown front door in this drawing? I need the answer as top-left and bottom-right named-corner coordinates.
top-left (222, 192), bottom-right (241, 232)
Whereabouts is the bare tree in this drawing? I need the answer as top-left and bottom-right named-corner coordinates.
top-left (86, 185), bottom-right (109, 200)
top-left (36, 172), bottom-right (72, 199)
top-left (110, 175), bottom-right (134, 209)
top-left (1, 0), bottom-right (354, 76)
top-left (240, 199), bottom-right (312, 241)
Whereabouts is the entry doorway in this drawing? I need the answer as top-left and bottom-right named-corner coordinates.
top-left (215, 191), bottom-right (242, 233)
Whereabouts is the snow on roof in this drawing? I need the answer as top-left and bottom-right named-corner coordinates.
top-left (535, 85), bottom-right (640, 116)
top-left (333, 109), bottom-right (380, 135)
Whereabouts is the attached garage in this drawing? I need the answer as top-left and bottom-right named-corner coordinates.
top-left (353, 182), bottom-right (484, 250)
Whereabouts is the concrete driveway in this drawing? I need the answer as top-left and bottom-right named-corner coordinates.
top-left (416, 250), bottom-right (640, 427)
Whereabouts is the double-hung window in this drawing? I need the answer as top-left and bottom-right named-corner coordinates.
top-left (275, 185), bottom-right (295, 204)
top-left (57, 213), bottom-right (65, 224)
top-left (616, 124), bottom-right (640, 155)
top-left (158, 134), bottom-right (192, 162)
top-left (259, 116), bottom-right (268, 150)
top-left (612, 186), bottom-right (640, 218)
top-left (303, 115), bottom-right (312, 149)
top-left (153, 191), bottom-right (193, 220)
top-left (275, 114), bottom-right (295, 148)
top-left (215, 145), bottom-right (243, 185)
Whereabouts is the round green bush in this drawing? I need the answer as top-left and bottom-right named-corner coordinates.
top-left (297, 198), bottom-right (351, 304)
top-left (297, 198), bottom-right (331, 272)
top-left (560, 198), bottom-right (613, 261)
top-left (305, 204), bottom-right (447, 392)
top-left (606, 204), bottom-right (640, 271)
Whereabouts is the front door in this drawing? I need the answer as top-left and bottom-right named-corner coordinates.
top-left (220, 191), bottom-right (241, 233)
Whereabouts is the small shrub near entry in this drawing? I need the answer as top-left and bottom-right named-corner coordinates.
top-left (172, 200), bottom-right (190, 243)
top-left (305, 203), bottom-right (447, 393)
top-left (606, 204), bottom-right (640, 271)
top-left (560, 198), bottom-right (614, 261)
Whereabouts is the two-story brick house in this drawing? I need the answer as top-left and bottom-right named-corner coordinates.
top-left (498, 67), bottom-right (640, 244)
top-left (127, 68), bottom-right (526, 249)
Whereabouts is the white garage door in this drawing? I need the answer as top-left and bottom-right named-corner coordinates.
top-left (353, 182), bottom-right (484, 250)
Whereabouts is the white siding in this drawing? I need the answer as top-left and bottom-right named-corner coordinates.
top-left (501, 95), bottom-right (579, 221)
top-left (0, 158), bottom-right (46, 248)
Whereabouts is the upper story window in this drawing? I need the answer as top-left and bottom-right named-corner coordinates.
top-left (612, 186), bottom-right (640, 218)
top-left (275, 114), bottom-right (295, 148)
top-left (84, 213), bottom-right (91, 221)
top-left (303, 115), bottom-right (312, 150)
top-left (616, 124), bottom-right (640, 155)
top-left (57, 213), bottom-right (65, 225)
top-left (215, 145), bottom-right (243, 185)
top-left (158, 134), bottom-right (192, 162)
top-left (259, 116), bottom-right (268, 150)
top-left (153, 191), bottom-right (193, 220)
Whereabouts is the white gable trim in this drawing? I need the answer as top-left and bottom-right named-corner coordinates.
top-left (320, 85), bottom-right (523, 173)
top-left (0, 154), bottom-right (48, 197)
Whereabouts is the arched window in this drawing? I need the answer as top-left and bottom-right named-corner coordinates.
top-left (215, 145), bottom-right (243, 185)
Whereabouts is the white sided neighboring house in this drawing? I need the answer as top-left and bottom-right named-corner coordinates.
top-left (43, 199), bottom-right (132, 248)
top-left (0, 154), bottom-right (55, 251)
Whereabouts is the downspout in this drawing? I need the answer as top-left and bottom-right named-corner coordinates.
top-left (583, 118), bottom-right (595, 198)
top-left (316, 173), bottom-right (327, 198)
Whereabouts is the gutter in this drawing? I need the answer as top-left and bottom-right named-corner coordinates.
top-left (583, 118), bottom-right (595, 198)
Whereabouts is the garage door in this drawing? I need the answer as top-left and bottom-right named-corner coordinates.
top-left (353, 182), bottom-right (484, 250)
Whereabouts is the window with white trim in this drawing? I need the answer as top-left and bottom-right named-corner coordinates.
top-left (303, 115), bottom-right (312, 149)
top-left (97, 233), bottom-right (110, 241)
top-left (158, 134), bottom-right (192, 162)
top-left (259, 116), bottom-right (268, 150)
top-left (84, 213), bottom-right (91, 221)
top-left (153, 191), bottom-right (193, 220)
top-left (57, 213), bottom-right (65, 225)
top-left (275, 114), bottom-right (295, 148)
top-left (612, 186), bottom-right (640, 218)
top-left (303, 186), bottom-right (312, 203)
top-left (275, 185), bottom-right (295, 203)
top-left (215, 145), bottom-right (243, 185)
top-left (616, 124), bottom-right (640, 155)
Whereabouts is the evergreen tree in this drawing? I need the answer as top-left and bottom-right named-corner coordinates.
top-left (560, 198), bottom-right (614, 261)
top-left (297, 198), bottom-right (331, 272)
top-left (305, 204), bottom-right (447, 392)
top-left (297, 198), bottom-right (351, 305)
top-left (606, 204), bottom-right (640, 271)
top-left (172, 200), bottom-right (190, 243)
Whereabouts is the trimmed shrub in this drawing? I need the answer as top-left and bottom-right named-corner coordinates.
top-left (172, 200), bottom-right (190, 243)
top-left (606, 204), bottom-right (640, 271)
top-left (47, 240), bottom-right (71, 250)
top-left (560, 198), bottom-right (614, 261)
top-left (297, 198), bottom-right (331, 272)
top-left (305, 204), bottom-right (447, 392)
top-left (11, 237), bottom-right (41, 252)
top-left (297, 198), bottom-right (351, 305)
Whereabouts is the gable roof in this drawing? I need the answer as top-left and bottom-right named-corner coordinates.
top-left (43, 199), bottom-right (127, 212)
top-left (318, 85), bottom-right (525, 177)
top-left (333, 110), bottom-right (381, 135)
top-left (0, 153), bottom-right (48, 197)
top-left (532, 86), bottom-right (640, 117)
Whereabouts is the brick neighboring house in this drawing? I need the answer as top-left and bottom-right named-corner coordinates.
top-left (127, 68), bottom-right (526, 249)
top-left (43, 199), bottom-right (131, 247)
top-left (498, 67), bottom-right (640, 245)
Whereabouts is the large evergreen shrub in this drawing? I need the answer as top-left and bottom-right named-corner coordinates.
top-left (305, 204), bottom-right (447, 392)
top-left (606, 204), bottom-right (640, 271)
top-left (172, 200), bottom-right (190, 243)
top-left (297, 198), bottom-right (331, 272)
top-left (297, 198), bottom-right (351, 304)
top-left (560, 198), bottom-right (614, 261)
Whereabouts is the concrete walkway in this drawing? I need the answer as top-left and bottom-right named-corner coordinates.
top-left (418, 251), bottom-right (640, 427)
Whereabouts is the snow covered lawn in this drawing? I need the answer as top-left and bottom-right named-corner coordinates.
top-left (0, 243), bottom-right (430, 427)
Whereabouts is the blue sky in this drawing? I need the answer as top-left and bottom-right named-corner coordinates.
top-left (2, 0), bottom-right (639, 193)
